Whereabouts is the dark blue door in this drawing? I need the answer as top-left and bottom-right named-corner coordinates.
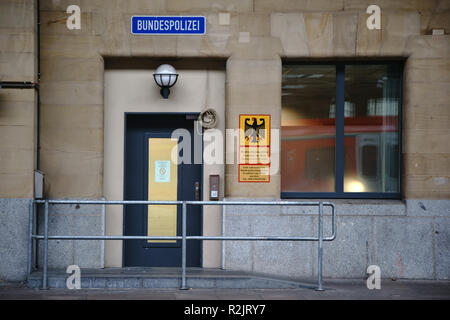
top-left (124, 114), bottom-right (202, 267)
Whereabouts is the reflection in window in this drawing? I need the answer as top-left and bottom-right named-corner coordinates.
top-left (281, 63), bottom-right (401, 196)
top-left (344, 64), bottom-right (401, 193)
top-left (362, 145), bottom-right (378, 178)
top-left (305, 147), bottom-right (335, 181)
top-left (281, 65), bottom-right (336, 192)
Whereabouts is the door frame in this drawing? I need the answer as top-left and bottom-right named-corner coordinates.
top-left (122, 112), bottom-right (204, 267)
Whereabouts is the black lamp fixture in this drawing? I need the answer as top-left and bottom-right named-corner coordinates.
top-left (153, 64), bottom-right (179, 98)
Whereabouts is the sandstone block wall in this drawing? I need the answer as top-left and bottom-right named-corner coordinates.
top-left (0, 0), bottom-right (448, 280)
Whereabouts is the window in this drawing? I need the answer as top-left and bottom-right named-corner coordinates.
top-left (361, 145), bottom-right (378, 178)
top-left (281, 62), bottom-right (402, 198)
top-left (305, 147), bottom-right (335, 181)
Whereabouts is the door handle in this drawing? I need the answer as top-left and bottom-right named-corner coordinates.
top-left (194, 182), bottom-right (200, 201)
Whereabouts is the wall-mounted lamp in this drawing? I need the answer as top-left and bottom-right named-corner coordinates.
top-left (153, 64), bottom-right (178, 99)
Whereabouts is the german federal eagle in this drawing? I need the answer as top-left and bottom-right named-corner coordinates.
top-left (244, 117), bottom-right (266, 143)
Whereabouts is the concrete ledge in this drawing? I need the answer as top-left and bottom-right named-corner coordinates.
top-left (373, 217), bottom-right (435, 279)
top-left (435, 217), bottom-right (450, 279)
top-left (27, 268), bottom-right (312, 289)
top-left (223, 198), bottom-right (449, 279)
top-left (36, 199), bottom-right (105, 269)
top-left (282, 199), bottom-right (406, 216)
top-left (406, 199), bottom-right (450, 217)
top-left (224, 197), bottom-right (407, 216)
top-left (0, 198), bottom-right (31, 282)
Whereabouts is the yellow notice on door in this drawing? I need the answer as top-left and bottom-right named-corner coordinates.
top-left (155, 160), bottom-right (171, 183)
top-left (147, 138), bottom-right (178, 243)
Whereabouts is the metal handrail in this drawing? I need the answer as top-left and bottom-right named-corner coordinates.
top-left (28, 200), bottom-right (336, 290)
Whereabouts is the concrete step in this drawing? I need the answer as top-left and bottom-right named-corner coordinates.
top-left (28, 267), bottom-right (318, 289)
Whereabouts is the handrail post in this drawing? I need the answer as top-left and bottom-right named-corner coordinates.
top-left (221, 204), bottom-right (225, 270)
top-left (42, 200), bottom-right (49, 290)
top-left (180, 201), bottom-right (188, 290)
top-left (322, 203), bottom-right (336, 241)
top-left (316, 201), bottom-right (324, 291)
top-left (26, 200), bottom-right (34, 283)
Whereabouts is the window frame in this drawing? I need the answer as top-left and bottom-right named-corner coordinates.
top-left (281, 60), bottom-right (404, 199)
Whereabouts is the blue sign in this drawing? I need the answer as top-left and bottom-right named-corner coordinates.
top-left (131, 16), bottom-right (206, 35)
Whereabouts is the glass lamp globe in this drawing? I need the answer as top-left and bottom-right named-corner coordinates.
top-left (153, 64), bottom-right (179, 98)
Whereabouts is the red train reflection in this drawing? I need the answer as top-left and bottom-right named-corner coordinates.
top-left (281, 116), bottom-right (399, 193)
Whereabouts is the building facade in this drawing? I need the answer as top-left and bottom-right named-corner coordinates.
top-left (0, 0), bottom-right (449, 282)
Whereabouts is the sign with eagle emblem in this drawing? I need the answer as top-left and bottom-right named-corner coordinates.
top-left (239, 114), bottom-right (271, 182)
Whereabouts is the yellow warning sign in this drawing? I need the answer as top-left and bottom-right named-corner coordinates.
top-left (239, 165), bottom-right (270, 182)
top-left (239, 114), bottom-right (271, 183)
top-left (239, 146), bottom-right (270, 164)
top-left (239, 115), bottom-right (270, 146)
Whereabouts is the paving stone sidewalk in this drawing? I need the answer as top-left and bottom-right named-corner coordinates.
top-left (0, 279), bottom-right (449, 300)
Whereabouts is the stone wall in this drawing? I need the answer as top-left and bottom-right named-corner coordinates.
top-left (0, 0), bottom-right (37, 198)
top-left (224, 198), bottom-right (450, 280)
top-left (0, 0), bottom-right (449, 280)
top-left (36, 201), bottom-right (104, 269)
top-left (0, 0), bottom-right (37, 282)
top-left (0, 199), bottom-right (31, 282)
top-left (33, 0), bottom-right (450, 199)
